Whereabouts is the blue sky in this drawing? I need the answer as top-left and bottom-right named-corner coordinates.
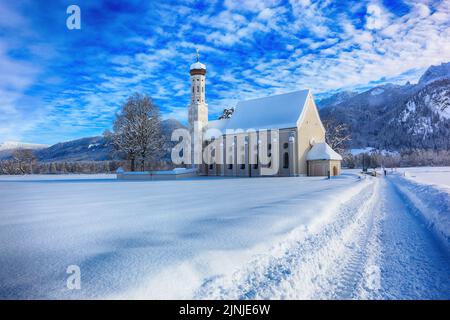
top-left (1, 0), bottom-right (450, 145)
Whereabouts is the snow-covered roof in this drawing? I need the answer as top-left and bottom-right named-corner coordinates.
top-left (306, 142), bottom-right (343, 161)
top-left (190, 62), bottom-right (206, 70)
top-left (205, 90), bottom-right (311, 136)
top-left (204, 119), bottom-right (230, 140)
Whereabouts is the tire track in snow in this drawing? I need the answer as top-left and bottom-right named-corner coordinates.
top-left (373, 178), bottom-right (450, 299)
top-left (195, 178), bottom-right (382, 299)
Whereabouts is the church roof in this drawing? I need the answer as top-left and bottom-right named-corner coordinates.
top-left (206, 90), bottom-right (311, 137)
top-left (190, 62), bottom-right (206, 70)
top-left (306, 142), bottom-right (343, 161)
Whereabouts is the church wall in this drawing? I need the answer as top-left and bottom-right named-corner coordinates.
top-left (201, 95), bottom-right (325, 178)
top-left (297, 96), bottom-right (326, 175)
top-left (307, 160), bottom-right (341, 177)
top-left (277, 129), bottom-right (296, 177)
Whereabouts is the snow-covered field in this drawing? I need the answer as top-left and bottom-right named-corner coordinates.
top-left (397, 167), bottom-right (450, 190)
top-left (391, 167), bottom-right (450, 246)
top-left (0, 169), bottom-right (449, 299)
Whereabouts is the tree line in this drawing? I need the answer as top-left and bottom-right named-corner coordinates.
top-left (1, 95), bottom-right (450, 175)
top-left (0, 93), bottom-right (167, 174)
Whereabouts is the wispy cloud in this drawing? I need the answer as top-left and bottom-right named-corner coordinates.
top-left (1, 0), bottom-right (450, 144)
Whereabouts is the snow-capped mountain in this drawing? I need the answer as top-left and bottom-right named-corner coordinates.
top-left (0, 119), bottom-right (185, 161)
top-left (317, 91), bottom-right (358, 109)
top-left (319, 62), bottom-right (450, 151)
top-left (36, 119), bottom-right (184, 162)
top-left (418, 62), bottom-right (450, 86)
top-left (0, 141), bottom-right (48, 151)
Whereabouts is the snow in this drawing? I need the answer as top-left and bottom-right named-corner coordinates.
top-left (208, 90), bottom-right (310, 133)
top-left (118, 168), bottom-right (197, 175)
top-left (370, 88), bottom-right (384, 95)
top-left (349, 147), bottom-right (375, 155)
top-left (391, 167), bottom-right (450, 244)
top-left (348, 147), bottom-right (398, 156)
top-left (306, 142), bottom-right (342, 161)
top-left (1, 169), bottom-right (449, 299)
top-left (190, 62), bottom-right (206, 70)
top-left (204, 119), bottom-right (230, 140)
top-left (397, 167), bottom-right (450, 190)
top-left (0, 172), bottom-right (365, 299)
top-left (88, 143), bottom-right (100, 149)
top-left (0, 141), bottom-right (49, 151)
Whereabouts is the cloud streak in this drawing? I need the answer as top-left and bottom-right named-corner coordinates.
top-left (1, 0), bottom-right (450, 144)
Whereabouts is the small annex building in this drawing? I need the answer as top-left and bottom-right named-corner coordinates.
top-left (306, 142), bottom-right (343, 176)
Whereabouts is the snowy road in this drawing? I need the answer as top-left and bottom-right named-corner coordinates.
top-left (375, 178), bottom-right (450, 299)
top-left (195, 176), bottom-right (450, 299)
top-left (0, 172), bottom-right (449, 299)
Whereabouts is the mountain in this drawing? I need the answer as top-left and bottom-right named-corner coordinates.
top-left (0, 141), bottom-right (48, 151)
top-left (317, 91), bottom-right (358, 109)
top-left (36, 136), bottom-right (114, 162)
top-left (318, 62), bottom-right (450, 151)
top-left (0, 141), bottom-right (49, 160)
top-left (4, 119), bottom-right (185, 162)
top-left (418, 62), bottom-right (450, 86)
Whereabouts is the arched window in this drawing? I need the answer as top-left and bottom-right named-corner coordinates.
top-left (283, 142), bottom-right (288, 149)
top-left (197, 86), bottom-right (200, 92)
top-left (283, 152), bottom-right (289, 169)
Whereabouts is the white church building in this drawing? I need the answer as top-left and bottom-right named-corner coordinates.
top-left (187, 53), bottom-right (342, 177)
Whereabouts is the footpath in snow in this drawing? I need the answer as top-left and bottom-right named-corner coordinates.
top-left (193, 173), bottom-right (450, 299)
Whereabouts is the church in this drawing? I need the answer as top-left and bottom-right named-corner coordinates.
top-left (188, 53), bottom-right (342, 177)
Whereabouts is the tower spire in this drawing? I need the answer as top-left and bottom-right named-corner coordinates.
top-left (196, 48), bottom-right (200, 62)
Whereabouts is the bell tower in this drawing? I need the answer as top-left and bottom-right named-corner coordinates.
top-left (188, 49), bottom-right (208, 132)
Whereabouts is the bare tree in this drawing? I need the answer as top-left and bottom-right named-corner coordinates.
top-left (12, 149), bottom-right (37, 174)
top-left (218, 107), bottom-right (234, 120)
top-left (323, 120), bottom-right (352, 154)
top-left (110, 93), bottom-right (163, 171)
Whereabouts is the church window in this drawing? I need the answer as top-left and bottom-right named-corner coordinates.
top-left (283, 142), bottom-right (288, 149)
top-left (228, 164), bottom-right (233, 170)
top-left (268, 143), bottom-right (272, 150)
top-left (240, 164), bottom-right (245, 170)
top-left (283, 152), bottom-right (289, 169)
top-left (197, 86), bottom-right (199, 92)
top-left (209, 164), bottom-right (213, 170)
